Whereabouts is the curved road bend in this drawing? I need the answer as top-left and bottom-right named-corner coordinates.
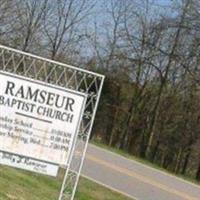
top-left (82, 144), bottom-right (200, 200)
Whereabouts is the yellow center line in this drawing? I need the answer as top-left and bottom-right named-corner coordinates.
top-left (86, 155), bottom-right (199, 200)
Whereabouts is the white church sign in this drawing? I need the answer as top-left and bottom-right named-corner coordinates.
top-left (0, 71), bottom-right (86, 176)
top-left (0, 44), bottom-right (104, 200)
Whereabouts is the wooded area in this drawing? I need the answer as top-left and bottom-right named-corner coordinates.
top-left (1, 0), bottom-right (200, 180)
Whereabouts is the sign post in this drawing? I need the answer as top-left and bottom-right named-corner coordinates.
top-left (0, 44), bottom-right (104, 200)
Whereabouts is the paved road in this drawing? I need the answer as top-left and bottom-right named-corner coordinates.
top-left (82, 144), bottom-right (200, 200)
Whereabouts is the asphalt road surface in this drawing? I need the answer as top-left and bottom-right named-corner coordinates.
top-left (82, 144), bottom-right (200, 200)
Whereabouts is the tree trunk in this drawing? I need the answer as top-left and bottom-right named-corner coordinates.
top-left (109, 107), bottom-right (119, 146)
top-left (120, 94), bottom-right (134, 150)
top-left (150, 140), bottom-right (160, 162)
top-left (181, 150), bottom-right (191, 175)
top-left (127, 132), bottom-right (138, 154)
top-left (161, 153), bottom-right (166, 167)
top-left (139, 133), bottom-right (147, 158)
top-left (196, 159), bottom-right (200, 181)
top-left (109, 85), bottom-right (121, 146)
top-left (174, 148), bottom-right (183, 174)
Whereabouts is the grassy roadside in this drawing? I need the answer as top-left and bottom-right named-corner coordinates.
top-left (76, 178), bottom-right (132, 200)
top-left (0, 166), bottom-right (132, 200)
top-left (91, 140), bottom-right (200, 186)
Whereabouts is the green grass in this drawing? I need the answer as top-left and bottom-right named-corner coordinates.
top-left (76, 178), bottom-right (131, 200)
top-left (0, 166), bottom-right (132, 200)
top-left (91, 140), bottom-right (200, 185)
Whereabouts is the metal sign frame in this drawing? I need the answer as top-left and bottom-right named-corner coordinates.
top-left (0, 44), bottom-right (105, 200)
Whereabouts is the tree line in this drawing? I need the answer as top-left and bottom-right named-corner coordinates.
top-left (1, 0), bottom-right (200, 180)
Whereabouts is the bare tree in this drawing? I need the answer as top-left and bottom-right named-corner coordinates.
top-left (7, 0), bottom-right (48, 52)
top-left (146, 0), bottom-right (191, 157)
top-left (43, 0), bottom-right (94, 60)
top-left (0, 0), bottom-right (17, 41)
